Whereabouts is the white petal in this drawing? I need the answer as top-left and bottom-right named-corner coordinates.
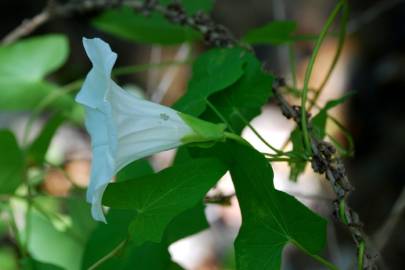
top-left (86, 145), bottom-right (114, 203)
top-left (90, 184), bottom-right (108, 223)
top-left (76, 37), bottom-right (117, 109)
top-left (107, 81), bottom-right (193, 171)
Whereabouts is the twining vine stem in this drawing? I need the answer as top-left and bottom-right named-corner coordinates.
top-left (273, 79), bottom-right (377, 269)
top-left (299, 0), bottom-right (345, 155)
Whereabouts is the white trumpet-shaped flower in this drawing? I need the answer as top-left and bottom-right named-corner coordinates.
top-left (76, 37), bottom-right (227, 222)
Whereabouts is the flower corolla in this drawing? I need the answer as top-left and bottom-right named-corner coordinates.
top-left (76, 37), bottom-right (226, 222)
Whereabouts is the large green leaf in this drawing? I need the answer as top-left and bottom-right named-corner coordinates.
top-left (173, 47), bottom-right (247, 116)
top-left (0, 35), bottom-right (68, 80)
top-left (189, 142), bottom-right (328, 268)
top-left (242, 21), bottom-right (297, 45)
top-left (93, 0), bottom-right (213, 45)
top-left (0, 35), bottom-right (72, 110)
top-left (82, 203), bottom-right (207, 270)
top-left (175, 48), bottom-right (272, 134)
top-left (103, 158), bottom-right (227, 245)
top-left (93, 7), bottom-right (199, 45)
top-left (226, 143), bottom-right (327, 270)
top-left (116, 160), bottom-right (210, 243)
top-left (26, 210), bottom-right (84, 270)
top-left (201, 51), bottom-right (273, 133)
top-left (0, 130), bottom-right (24, 194)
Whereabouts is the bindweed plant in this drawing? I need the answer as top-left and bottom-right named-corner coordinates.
top-left (0, 0), bottom-right (380, 269)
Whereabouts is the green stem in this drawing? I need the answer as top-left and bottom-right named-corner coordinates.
top-left (246, 121), bottom-right (282, 154)
top-left (300, 0), bottom-right (345, 154)
top-left (312, 254), bottom-right (340, 270)
top-left (357, 241), bottom-right (365, 270)
top-left (205, 99), bottom-right (236, 133)
top-left (338, 200), bottom-right (349, 224)
top-left (206, 99), bottom-right (282, 153)
top-left (308, 1), bottom-right (349, 112)
top-left (224, 132), bottom-right (249, 146)
top-left (88, 239), bottom-right (128, 270)
top-left (264, 152), bottom-right (308, 163)
top-left (265, 157), bottom-right (292, 162)
top-left (263, 152), bottom-right (291, 158)
top-left (236, 111), bottom-right (282, 154)
top-left (291, 239), bottom-right (340, 270)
